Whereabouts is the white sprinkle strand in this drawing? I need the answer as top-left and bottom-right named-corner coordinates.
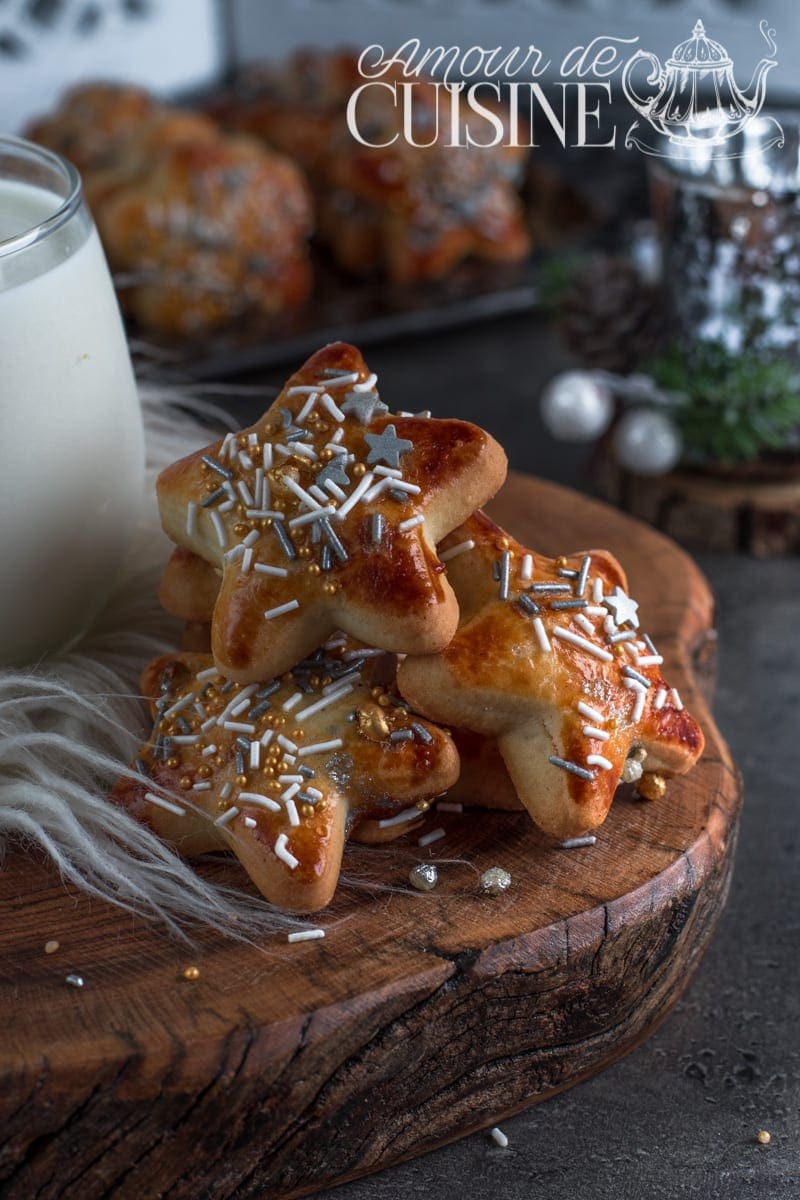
top-left (587, 754), bottom-right (613, 770)
top-left (249, 742), bottom-right (260, 769)
top-left (241, 547), bottom-right (254, 574)
top-left (633, 690), bottom-right (646, 723)
top-left (582, 725), bottom-right (610, 741)
top-left (490, 1128), bottom-right (509, 1149)
top-left (553, 627), bottom-right (614, 663)
top-left (418, 828), bottom-right (446, 847)
top-left (285, 798), bottom-right (301, 827)
top-left (533, 617), bottom-right (551, 652)
top-left (295, 683), bottom-right (355, 721)
top-left (353, 372), bottom-right (378, 392)
top-left (289, 504), bottom-right (336, 529)
top-left (637, 654), bottom-right (664, 667)
top-left (521, 553), bottom-right (533, 581)
top-left (163, 692), bottom-right (194, 720)
top-left (320, 392), bottom-right (345, 421)
top-left (287, 929), bottom-right (325, 943)
top-left (253, 563), bottom-right (289, 578)
top-left (239, 792), bottom-right (281, 812)
top-left (335, 472), bottom-right (375, 521)
top-left (282, 692), bottom-right (303, 712)
top-left (214, 806), bottom-right (240, 827)
top-left (297, 738), bottom-right (344, 758)
top-left (577, 700), bottom-right (606, 724)
top-left (144, 792), bottom-right (185, 817)
top-left (224, 544), bottom-right (245, 563)
top-left (244, 816), bottom-right (257, 828)
top-left (654, 688), bottom-right (668, 710)
top-left (439, 539), bottom-right (475, 563)
top-left (274, 833), bottom-right (299, 869)
top-left (378, 806), bottom-right (424, 828)
top-left (575, 614), bottom-right (596, 636)
top-left (297, 394), bottom-right (316, 423)
top-left (209, 510), bottom-right (227, 548)
top-left (670, 688), bottom-right (684, 710)
top-left (264, 600), bottom-right (300, 621)
top-left (196, 667), bottom-right (219, 681)
top-left (201, 744), bottom-right (217, 757)
top-left (282, 475), bottom-right (321, 511)
top-left (223, 721), bottom-right (257, 734)
top-left (192, 781), bottom-right (211, 792)
top-left (398, 514), bottom-right (425, 534)
top-left (186, 502), bottom-right (197, 538)
top-left (593, 577), bottom-right (604, 603)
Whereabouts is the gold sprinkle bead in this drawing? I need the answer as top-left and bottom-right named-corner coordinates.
top-left (378, 694), bottom-right (391, 707)
top-left (179, 776), bottom-right (192, 790)
top-left (233, 522), bottom-right (249, 537)
top-left (323, 582), bottom-right (338, 595)
top-left (301, 803), bottom-right (315, 818)
top-left (275, 715), bottom-right (286, 727)
top-left (495, 537), bottom-right (510, 551)
top-left (757, 1130), bottom-right (771, 1145)
top-left (371, 686), bottom-right (382, 698)
top-left (319, 448), bottom-right (333, 461)
top-left (352, 463), bottom-right (366, 477)
top-left (260, 517), bottom-right (273, 530)
top-left (204, 685), bottom-right (217, 699)
top-left (638, 772), bottom-right (667, 802)
top-left (237, 434), bottom-right (248, 447)
top-left (307, 563), bottom-right (321, 576)
top-left (291, 729), bottom-right (304, 740)
top-left (213, 755), bottom-right (224, 767)
top-left (415, 800), bottom-right (430, 811)
top-left (556, 555), bottom-right (569, 568)
top-left (44, 940), bottom-right (60, 955)
top-left (235, 774), bottom-right (248, 787)
top-left (166, 756), bottom-right (179, 769)
top-left (298, 545), bottom-right (312, 559)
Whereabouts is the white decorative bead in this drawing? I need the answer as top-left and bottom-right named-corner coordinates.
top-left (540, 371), bottom-right (614, 443)
top-left (613, 409), bottom-right (682, 476)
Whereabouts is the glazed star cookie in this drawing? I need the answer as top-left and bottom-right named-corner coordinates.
top-left (396, 511), bottom-right (704, 839)
top-left (111, 637), bottom-right (460, 912)
top-left (156, 341), bottom-right (507, 683)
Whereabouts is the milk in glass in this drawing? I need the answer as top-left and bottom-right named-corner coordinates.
top-left (0, 160), bottom-right (144, 662)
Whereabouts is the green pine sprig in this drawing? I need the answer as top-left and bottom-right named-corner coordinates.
top-left (648, 342), bottom-right (800, 465)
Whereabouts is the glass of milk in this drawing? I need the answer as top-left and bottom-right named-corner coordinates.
top-left (0, 136), bottom-right (144, 663)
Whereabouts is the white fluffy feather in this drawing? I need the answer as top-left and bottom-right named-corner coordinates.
top-left (0, 384), bottom-right (311, 939)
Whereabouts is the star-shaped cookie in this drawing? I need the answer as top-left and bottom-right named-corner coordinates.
top-left (156, 341), bottom-right (507, 683)
top-left (111, 638), bottom-right (459, 911)
top-left (396, 511), bottom-right (704, 839)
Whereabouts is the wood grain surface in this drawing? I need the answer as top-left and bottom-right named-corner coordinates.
top-left (0, 472), bottom-right (741, 1200)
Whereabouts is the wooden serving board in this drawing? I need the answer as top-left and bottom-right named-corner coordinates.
top-left (0, 473), bottom-right (740, 1200)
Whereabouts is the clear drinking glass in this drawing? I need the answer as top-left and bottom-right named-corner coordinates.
top-left (0, 136), bottom-right (144, 663)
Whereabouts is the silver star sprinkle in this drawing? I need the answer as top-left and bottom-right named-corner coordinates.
top-left (341, 390), bottom-right (389, 424)
top-left (601, 586), bottom-right (640, 629)
top-left (364, 423), bottom-right (414, 468)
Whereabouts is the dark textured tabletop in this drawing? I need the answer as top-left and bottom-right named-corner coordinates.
top-left (234, 312), bottom-right (799, 1200)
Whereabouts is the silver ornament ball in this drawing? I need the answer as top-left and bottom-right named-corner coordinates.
top-left (613, 409), bottom-right (682, 476)
top-left (540, 371), bottom-right (614, 443)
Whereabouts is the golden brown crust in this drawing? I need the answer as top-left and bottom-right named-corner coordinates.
top-left (156, 342), bottom-right (507, 683)
top-left (219, 49), bottom-right (531, 282)
top-left (397, 511), bottom-right (705, 838)
top-left (28, 83), bottom-right (313, 337)
top-left (110, 643), bottom-right (459, 912)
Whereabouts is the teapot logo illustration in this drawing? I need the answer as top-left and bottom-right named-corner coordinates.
top-left (623, 18), bottom-right (782, 156)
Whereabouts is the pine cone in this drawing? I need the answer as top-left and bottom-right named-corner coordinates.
top-left (557, 255), bottom-right (664, 373)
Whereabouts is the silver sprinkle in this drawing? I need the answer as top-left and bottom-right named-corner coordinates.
top-left (622, 666), bottom-right (651, 689)
top-left (480, 866), bottom-right (512, 896)
top-left (389, 729), bottom-right (414, 743)
top-left (576, 555), bottom-right (591, 598)
top-left (550, 599), bottom-right (588, 611)
top-left (560, 835), bottom-right (597, 849)
top-left (409, 863), bottom-right (438, 892)
top-left (549, 755), bottom-right (594, 782)
top-left (499, 551), bottom-right (510, 601)
top-left (531, 583), bottom-right (571, 594)
top-left (65, 973), bottom-right (85, 988)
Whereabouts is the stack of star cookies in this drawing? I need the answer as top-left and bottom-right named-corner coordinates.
top-left (112, 342), bottom-right (704, 911)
